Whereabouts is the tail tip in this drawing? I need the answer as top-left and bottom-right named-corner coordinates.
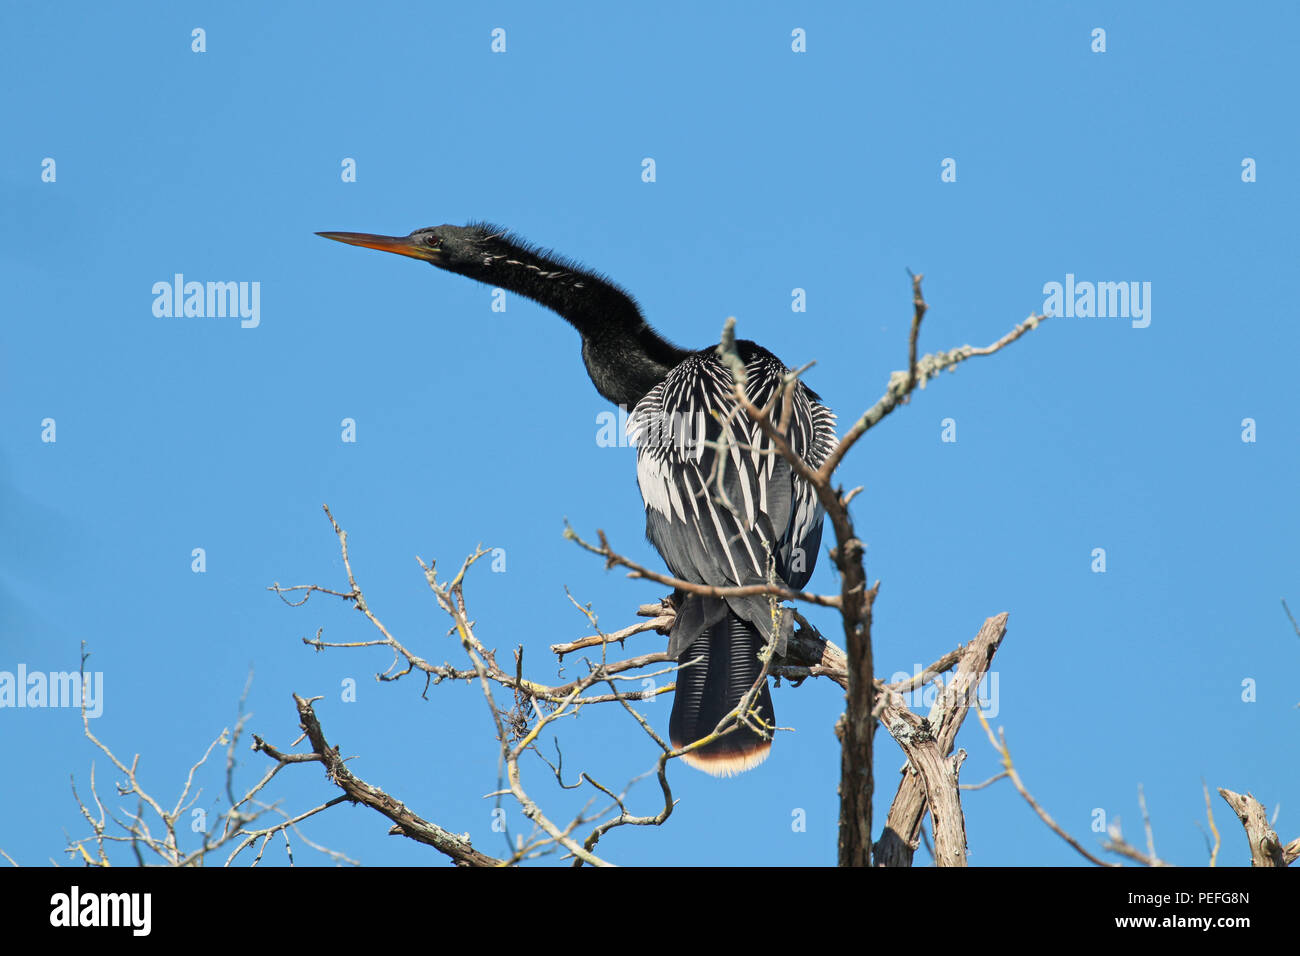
top-left (676, 741), bottom-right (772, 777)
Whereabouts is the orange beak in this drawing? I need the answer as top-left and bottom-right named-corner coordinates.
top-left (316, 231), bottom-right (438, 262)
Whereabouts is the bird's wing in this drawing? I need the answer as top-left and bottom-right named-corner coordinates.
top-left (630, 351), bottom-right (835, 652)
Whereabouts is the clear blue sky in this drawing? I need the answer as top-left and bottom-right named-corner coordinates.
top-left (2, 1), bottom-right (1296, 867)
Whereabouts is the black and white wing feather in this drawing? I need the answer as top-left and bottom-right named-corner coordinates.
top-left (629, 344), bottom-right (836, 658)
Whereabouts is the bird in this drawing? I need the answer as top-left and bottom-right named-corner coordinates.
top-left (318, 223), bottom-right (836, 776)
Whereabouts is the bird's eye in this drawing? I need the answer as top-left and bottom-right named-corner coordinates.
top-left (424, 235), bottom-right (442, 248)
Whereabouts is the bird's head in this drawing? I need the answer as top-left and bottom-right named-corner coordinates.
top-left (316, 223), bottom-right (502, 273)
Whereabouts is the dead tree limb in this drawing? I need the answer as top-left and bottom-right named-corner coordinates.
top-left (1218, 788), bottom-right (1299, 867)
top-left (255, 694), bottom-right (505, 867)
top-left (874, 613), bottom-right (1007, 866)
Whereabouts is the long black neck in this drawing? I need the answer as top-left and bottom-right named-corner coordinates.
top-left (456, 231), bottom-right (688, 408)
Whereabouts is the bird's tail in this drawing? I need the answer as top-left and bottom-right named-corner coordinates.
top-left (669, 612), bottom-right (776, 776)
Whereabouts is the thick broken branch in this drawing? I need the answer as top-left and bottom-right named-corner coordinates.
top-left (874, 614), bottom-right (1007, 866)
top-left (1218, 788), bottom-right (1299, 867)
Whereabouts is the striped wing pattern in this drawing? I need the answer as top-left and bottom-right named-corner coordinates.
top-left (629, 346), bottom-right (836, 639)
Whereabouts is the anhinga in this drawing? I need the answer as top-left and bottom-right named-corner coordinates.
top-left (318, 223), bottom-right (836, 776)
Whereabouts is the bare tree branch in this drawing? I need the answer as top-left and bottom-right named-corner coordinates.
top-left (875, 613), bottom-right (1007, 866)
top-left (1218, 788), bottom-right (1298, 867)
top-left (256, 694), bottom-right (504, 867)
top-left (974, 706), bottom-right (1118, 868)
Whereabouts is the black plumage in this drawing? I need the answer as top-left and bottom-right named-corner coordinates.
top-left (630, 343), bottom-right (835, 773)
top-left (317, 222), bottom-right (835, 775)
